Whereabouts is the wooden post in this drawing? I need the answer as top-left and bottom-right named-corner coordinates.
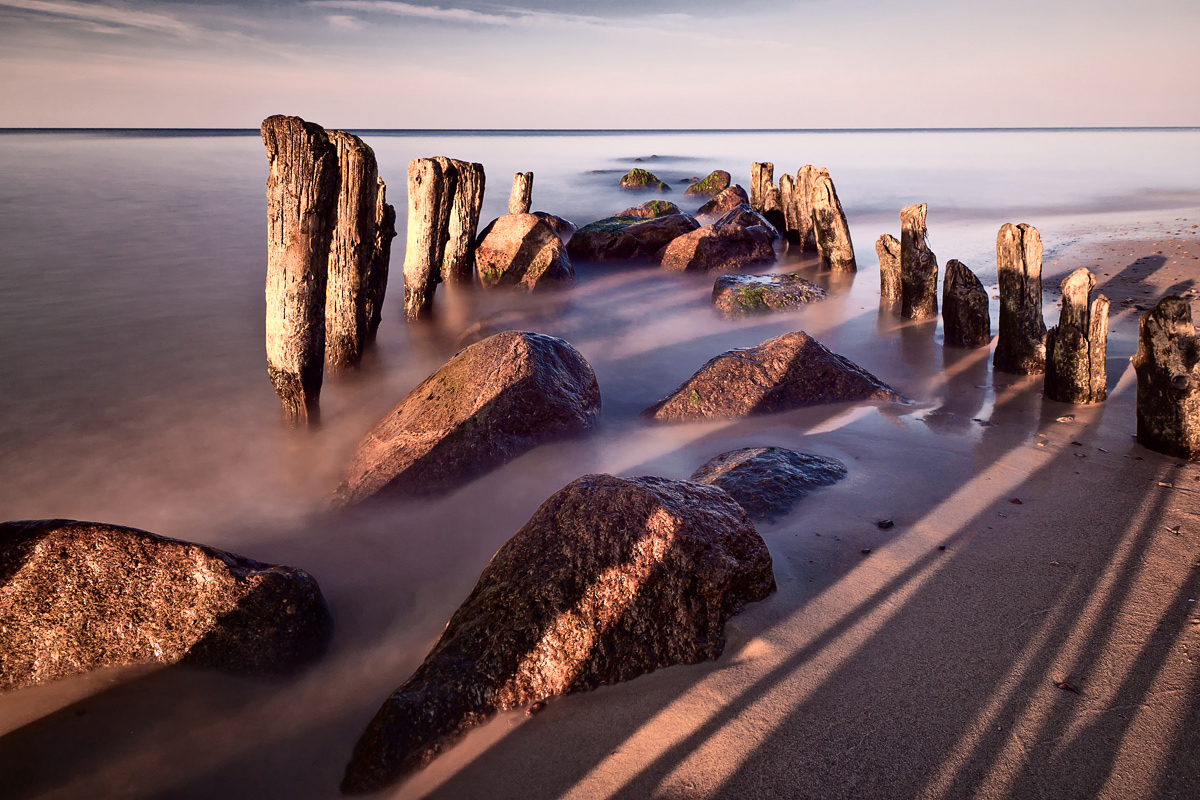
top-left (1045, 268), bottom-right (1109, 403)
top-left (943, 259), bottom-right (991, 349)
top-left (403, 158), bottom-right (446, 321)
top-left (441, 160), bottom-right (486, 284)
top-left (876, 234), bottom-right (901, 300)
top-left (900, 203), bottom-right (938, 320)
top-left (750, 162), bottom-right (772, 215)
top-left (365, 177), bottom-right (396, 342)
top-left (325, 130), bottom-right (378, 372)
top-left (810, 168), bottom-right (856, 271)
top-left (1132, 296), bottom-right (1200, 458)
top-left (509, 171), bottom-right (533, 215)
top-left (792, 165), bottom-right (818, 253)
top-left (993, 223), bottom-right (1047, 374)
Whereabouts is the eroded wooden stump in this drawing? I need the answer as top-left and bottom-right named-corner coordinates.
top-left (810, 168), bottom-right (856, 271)
top-left (943, 259), bottom-right (991, 349)
top-left (993, 223), bottom-right (1047, 374)
top-left (876, 234), bottom-right (901, 301)
top-left (1045, 267), bottom-right (1109, 404)
top-left (509, 171), bottom-right (533, 215)
top-left (402, 158), bottom-right (447, 320)
top-left (900, 203), bottom-right (938, 320)
top-left (1132, 297), bottom-right (1199, 458)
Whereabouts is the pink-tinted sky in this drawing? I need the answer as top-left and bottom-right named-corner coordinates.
top-left (1, 0), bottom-right (1197, 128)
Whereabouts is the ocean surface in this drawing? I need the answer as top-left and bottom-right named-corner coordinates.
top-left (0, 127), bottom-right (1198, 798)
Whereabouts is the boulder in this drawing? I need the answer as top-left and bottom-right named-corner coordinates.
top-left (614, 200), bottom-right (680, 220)
top-left (0, 519), bottom-right (332, 692)
top-left (531, 212), bottom-right (577, 243)
top-left (642, 331), bottom-right (902, 422)
top-left (474, 214), bottom-right (574, 291)
top-left (714, 204), bottom-right (782, 240)
top-left (567, 212), bottom-right (699, 263)
top-left (1045, 267), bottom-right (1109, 404)
top-left (690, 447), bottom-right (847, 522)
top-left (696, 185), bottom-right (750, 222)
top-left (712, 272), bottom-right (827, 318)
top-left (658, 223), bottom-right (776, 274)
top-left (942, 259), bottom-right (991, 349)
top-left (340, 473), bottom-right (774, 793)
top-left (993, 223), bottom-right (1047, 374)
top-left (619, 168), bottom-right (671, 192)
top-left (1131, 297), bottom-right (1200, 458)
top-left (332, 331), bottom-right (601, 504)
top-left (876, 233), bottom-right (901, 300)
top-left (684, 170), bottom-right (732, 198)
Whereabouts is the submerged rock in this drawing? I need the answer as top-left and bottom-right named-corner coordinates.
top-left (341, 473), bottom-right (774, 793)
top-left (619, 168), bottom-right (671, 192)
top-left (474, 214), bottom-right (574, 291)
top-left (567, 212), bottom-right (699, 263)
top-left (658, 223), bottom-right (776, 274)
top-left (642, 331), bottom-right (902, 422)
top-left (696, 185), bottom-right (750, 222)
top-left (690, 447), bottom-right (847, 522)
top-left (0, 519), bottom-right (332, 692)
top-left (712, 272), bottom-right (827, 318)
top-left (684, 169), bottom-right (732, 198)
top-left (333, 331), bottom-right (601, 504)
top-left (1131, 297), bottom-right (1199, 458)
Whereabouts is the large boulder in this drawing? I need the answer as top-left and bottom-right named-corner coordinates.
top-left (643, 331), bottom-right (902, 422)
top-left (619, 168), bottom-right (671, 192)
top-left (333, 331), bottom-right (601, 504)
top-left (567, 212), bottom-right (699, 263)
top-left (697, 185), bottom-right (750, 223)
top-left (712, 272), bottom-right (827, 318)
top-left (340, 473), bottom-right (774, 793)
top-left (658, 223), bottom-right (776, 274)
top-left (690, 447), bottom-right (847, 522)
top-left (0, 519), bottom-right (332, 691)
top-left (684, 169), bottom-right (732, 198)
top-left (474, 213), bottom-right (574, 291)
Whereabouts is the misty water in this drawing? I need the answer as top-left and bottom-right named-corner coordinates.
top-left (0, 127), bottom-right (1198, 798)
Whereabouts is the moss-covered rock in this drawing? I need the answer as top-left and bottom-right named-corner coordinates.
top-left (711, 272), bottom-right (828, 318)
top-left (684, 170), bottom-right (732, 198)
top-left (696, 185), bottom-right (750, 222)
top-left (615, 200), bottom-right (680, 220)
top-left (619, 168), bottom-right (670, 193)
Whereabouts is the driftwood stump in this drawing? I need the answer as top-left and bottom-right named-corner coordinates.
top-left (1045, 268), bottom-right (1109, 403)
top-left (441, 159), bottom-right (486, 284)
top-left (1131, 297), bottom-right (1200, 458)
top-left (790, 165), bottom-right (818, 253)
top-left (325, 130), bottom-right (379, 372)
top-left (943, 259), bottom-right (991, 349)
top-left (876, 234), bottom-right (901, 300)
top-left (365, 178), bottom-right (397, 342)
top-left (750, 162), bottom-right (784, 233)
top-left (810, 168), bottom-right (856, 271)
top-left (900, 204), bottom-right (938, 319)
top-left (509, 171), bottom-right (533, 215)
top-left (993, 223), bottom-right (1047, 374)
top-left (403, 158), bottom-right (447, 320)
top-left (261, 115), bottom-right (339, 426)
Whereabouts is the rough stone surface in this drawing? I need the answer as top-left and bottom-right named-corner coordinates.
top-left (696, 185), bottom-right (750, 222)
top-left (690, 447), bottom-right (847, 522)
top-left (365, 178), bottom-right (397, 343)
top-left (642, 331), bottom-right (902, 422)
top-left (261, 114), bottom-right (339, 426)
top-left (340, 473), bottom-right (774, 793)
top-left (474, 214), bottom-right (575, 291)
top-left (1045, 268), bottom-right (1109, 404)
top-left (0, 519), bottom-right (332, 692)
top-left (714, 204), bottom-right (782, 240)
top-left (1132, 297), bottom-right (1200, 459)
top-left (711, 272), bottom-right (827, 318)
top-left (658, 223), bottom-right (776, 274)
top-left (619, 168), bottom-right (670, 193)
top-left (614, 200), bottom-right (680, 220)
top-left (942, 259), bottom-right (991, 349)
top-left (876, 233), bottom-right (901, 300)
top-left (531, 212), bottom-right (577, 243)
top-left (900, 203), bottom-right (938, 320)
top-left (684, 170), bottom-right (732, 198)
top-left (333, 332), bottom-right (601, 504)
top-left (509, 172), bottom-right (533, 215)
top-left (567, 212), bottom-right (699, 263)
top-left (441, 159), bottom-right (486, 284)
top-left (993, 223), bottom-right (1047, 374)
top-left (402, 158), bottom-right (448, 321)
top-left (810, 168), bottom-right (856, 271)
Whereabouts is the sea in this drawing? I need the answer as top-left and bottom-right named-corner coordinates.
top-left (0, 127), bottom-right (1197, 798)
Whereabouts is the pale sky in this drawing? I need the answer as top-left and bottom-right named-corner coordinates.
top-left (1, 0), bottom-right (1197, 128)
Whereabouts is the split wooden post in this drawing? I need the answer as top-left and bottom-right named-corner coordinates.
top-left (900, 203), bottom-right (938, 320)
top-left (993, 223), bottom-right (1047, 374)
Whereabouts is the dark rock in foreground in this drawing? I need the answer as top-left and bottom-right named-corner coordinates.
top-left (684, 169), bottom-right (732, 198)
top-left (696, 185), bottom-right (750, 222)
top-left (566, 211), bottom-right (699, 263)
top-left (341, 473), bottom-right (774, 793)
top-left (333, 331), bottom-right (601, 504)
top-left (0, 519), bottom-right (332, 691)
top-left (690, 447), bottom-right (847, 522)
top-left (1131, 296), bottom-right (1200, 459)
top-left (474, 214), bottom-right (574, 291)
top-left (619, 168), bottom-right (670, 192)
top-left (659, 223), bottom-right (776, 274)
top-left (643, 331), bottom-right (902, 422)
top-left (712, 272), bottom-right (827, 318)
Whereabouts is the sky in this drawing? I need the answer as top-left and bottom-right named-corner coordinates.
top-left (1, 0), bottom-right (1197, 128)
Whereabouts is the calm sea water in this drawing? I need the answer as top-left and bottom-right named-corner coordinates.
top-left (0, 127), bottom-right (1197, 798)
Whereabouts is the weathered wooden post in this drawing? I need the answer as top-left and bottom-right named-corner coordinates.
top-left (1045, 268), bottom-right (1109, 403)
top-left (325, 130), bottom-right (379, 372)
top-left (441, 159), bottom-right (486, 284)
top-left (900, 203), bottom-right (938, 319)
top-left (261, 114), bottom-right (339, 426)
top-left (810, 168), bottom-right (856, 271)
top-left (1131, 297), bottom-right (1200, 458)
top-left (509, 171), bottom-right (533, 215)
top-left (403, 158), bottom-right (447, 320)
top-left (750, 162), bottom-right (772, 214)
top-left (993, 223), bottom-right (1047, 374)
top-left (790, 165), bottom-right (819, 253)
top-left (942, 259), bottom-right (991, 349)
top-left (365, 177), bottom-right (396, 342)
top-left (780, 174), bottom-right (798, 245)
top-left (876, 234), bottom-right (901, 300)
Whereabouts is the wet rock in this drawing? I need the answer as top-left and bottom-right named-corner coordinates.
top-left (333, 331), bottom-right (601, 504)
top-left (711, 272), bottom-right (827, 318)
top-left (993, 223), bottom-right (1047, 374)
top-left (509, 171), bottom-right (533, 214)
top-left (684, 169), bottom-right (732, 198)
top-left (943, 259), bottom-right (991, 349)
top-left (567, 212), bottom-right (699, 263)
top-left (474, 214), bottom-right (574, 291)
top-left (1045, 267), bottom-right (1109, 403)
top-left (340, 473), bottom-right (773, 793)
top-left (1131, 297), bottom-right (1200, 458)
top-left (900, 203), bottom-right (938, 319)
top-left (614, 200), bottom-right (680, 220)
top-left (810, 168), bottom-right (856, 271)
top-left (619, 168), bottom-right (671, 192)
top-left (531, 212), bottom-right (577, 243)
top-left (876, 233), bottom-right (901, 301)
top-left (714, 204), bottom-right (782, 240)
top-left (642, 331), bottom-right (902, 422)
top-left (0, 519), bottom-right (332, 692)
top-left (696, 185), bottom-right (750, 222)
top-left (690, 447), bottom-right (847, 522)
top-left (658, 223), bottom-right (776, 274)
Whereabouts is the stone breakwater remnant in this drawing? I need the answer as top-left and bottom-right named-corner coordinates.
top-left (685, 169), bottom-right (731, 198)
top-left (474, 213), bottom-right (574, 291)
top-left (567, 204), bottom-right (698, 263)
top-left (332, 331), bottom-right (601, 504)
top-left (876, 233), bottom-right (901, 301)
top-left (509, 171), bottom-right (533, 214)
top-left (0, 519), bottom-right (332, 692)
top-left (1131, 297), bottom-right (1200, 459)
top-left (642, 331), bottom-right (902, 422)
top-left (711, 272), bottom-right (827, 318)
top-left (340, 473), bottom-right (775, 793)
top-left (900, 204), bottom-right (939, 320)
top-left (942, 259), bottom-right (991, 349)
top-left (811, 168), bottom-right (856, 272)
top-left (690, 447), bottom-right (847, 523)
top-left (993, 223), bottom-right (1047, 374)
top-left (1045, 267), bottom-right (1109, 404)
top-left (619, 168), bottom-right (670, 192)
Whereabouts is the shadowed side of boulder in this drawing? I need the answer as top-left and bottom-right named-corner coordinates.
top-left (690, 447), bottom-right (847, 522)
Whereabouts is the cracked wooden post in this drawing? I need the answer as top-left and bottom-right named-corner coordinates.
top-left (1131, 296), bottom-right (1200, 458)
top-left (365, 177), bottom-right (396, 342)
top-left (509, 171), bottom-right (532, 215)
top-left (780, 173), bottom-right (798, 245)
top-left (900, 203), bottom-right (938, 319)
top-left (993, 223), bottom-right (1047, 374)
top-left (943, 259), bottom-right (991, 349)
top-left (876, 234), bottom-right (901, 300)
top-left (750, 162), bottom-right (772, 214)
top-left (790, 165), bottom-right (818, 253)
top-left (441, 160), bottom-right (486, 284)
top-left (261, 114), bottom-right (338, 427)
top-left (810, 168), bottom-right (856, 271)
top-left (1045, 267), bottom-right (1109, 404)
top-left (325, 130), bottom-right (379, 373)
top-left (403, 158), bottom-right (447, 321)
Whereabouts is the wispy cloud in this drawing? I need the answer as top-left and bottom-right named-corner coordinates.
top-left (307, 1), bottom-right (604, 28)
top-left (0, 0), bottom-right (196, 35)
top-left (326, 13), bottom-right (365, 30)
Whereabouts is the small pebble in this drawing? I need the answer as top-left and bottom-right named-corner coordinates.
top-left (861, 548), bottom-right (872, 555)
top-left (876, 519), bottom-right (894, 530)
top-left (938, 545), bottom-right (946, 551)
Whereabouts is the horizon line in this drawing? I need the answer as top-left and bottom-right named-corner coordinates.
top-left (0, 125), bottom-right (1197, 136)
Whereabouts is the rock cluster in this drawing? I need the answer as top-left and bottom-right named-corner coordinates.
top-left (659, 208), bottom-right (777, 274)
